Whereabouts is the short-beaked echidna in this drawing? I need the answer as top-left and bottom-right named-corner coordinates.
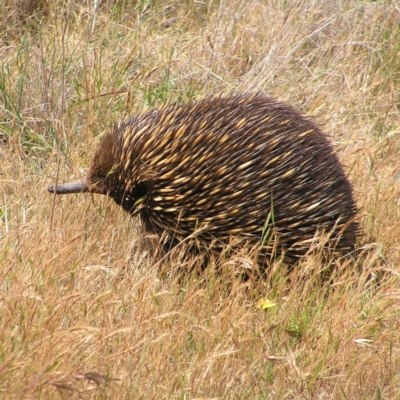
top-left (48, 93), bottom-right (358, 264)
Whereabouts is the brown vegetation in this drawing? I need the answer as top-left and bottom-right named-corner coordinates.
top-left (1, 1), bottom-right (400, 398)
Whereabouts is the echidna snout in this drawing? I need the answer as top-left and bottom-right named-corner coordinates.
top-left (48, 93), bottom-right (358, 264)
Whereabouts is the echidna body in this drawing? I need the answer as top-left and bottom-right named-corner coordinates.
top-left (49, 93), bottom-right (358, 263)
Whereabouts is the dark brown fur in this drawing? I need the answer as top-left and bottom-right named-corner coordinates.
top-left (54, 93), bottom-right (359, 264)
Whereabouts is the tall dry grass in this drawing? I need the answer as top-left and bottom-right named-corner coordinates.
top-left (1, 0), bottom-right (400, 398)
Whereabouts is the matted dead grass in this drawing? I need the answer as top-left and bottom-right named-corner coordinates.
top-left (1, 1), bottom-right (400, 398)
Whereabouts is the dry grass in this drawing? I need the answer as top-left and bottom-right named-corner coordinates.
top-left (1, 0), bottom-right (400, 398)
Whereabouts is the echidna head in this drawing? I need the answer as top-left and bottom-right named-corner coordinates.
top-left (48, 132), bottom-right (147, 214)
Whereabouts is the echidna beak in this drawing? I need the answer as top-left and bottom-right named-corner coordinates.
top-left (48, 179), bottom-right (89, 195)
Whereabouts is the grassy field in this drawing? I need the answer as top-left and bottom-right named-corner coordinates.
top-left (1, 0), bottom-right (400, 398)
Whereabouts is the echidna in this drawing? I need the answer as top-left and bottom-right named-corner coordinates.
top-left (48, 93), bottom-right (358, 264)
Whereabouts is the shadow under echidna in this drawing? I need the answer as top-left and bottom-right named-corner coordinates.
top-left (48, 93), bottom-right (358, 269)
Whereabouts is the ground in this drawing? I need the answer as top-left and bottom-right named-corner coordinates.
top-left (0, 1), bottom-right (400, 399)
